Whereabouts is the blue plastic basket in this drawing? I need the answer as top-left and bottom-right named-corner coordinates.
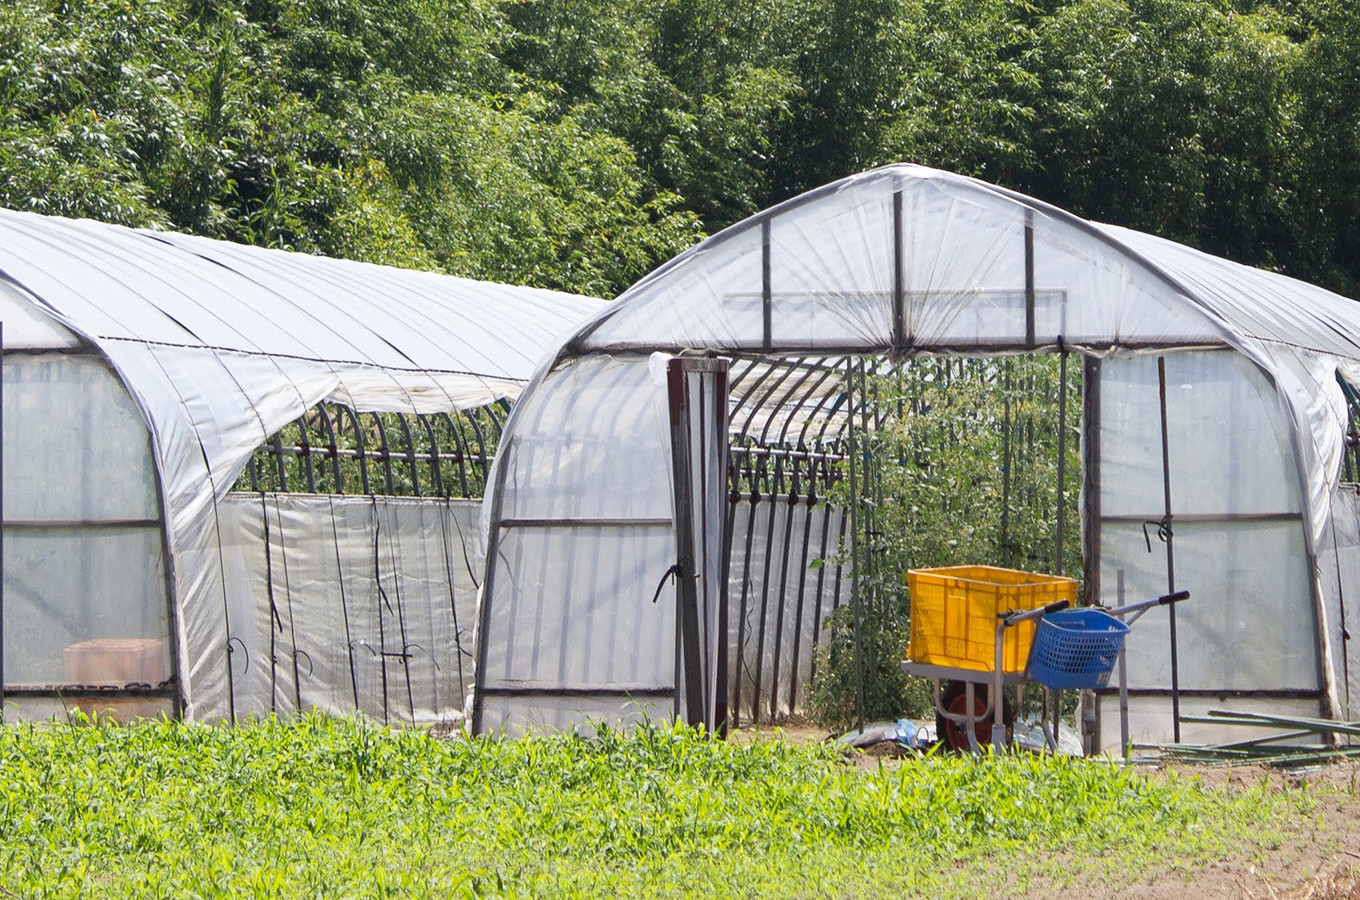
top-left (1025, 608), bottom-right (1130, 690)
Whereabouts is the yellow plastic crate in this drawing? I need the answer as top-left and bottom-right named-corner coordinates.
top-left (907, 565), bottom-right (1079, 674)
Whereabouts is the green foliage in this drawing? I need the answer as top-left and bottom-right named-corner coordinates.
top-left (3, 0), bottom-right (1360, 296)
top-left (877, 0), bottom-right (1041, 183)
top-left (0, 0), bottom-right (698, 296)
top-left (808, 601), bottom-right (935, 731)
top-left (1287, 0), bottom-right (1360, 296)
top-left (1027, 0), bottom-right (1299, 261)
top-left (504, 0), bottom-right (801, 231)
top-left (867, 356), bottom-right (1084, 576)
top-left (0, 714), bottom-right (1308, 896)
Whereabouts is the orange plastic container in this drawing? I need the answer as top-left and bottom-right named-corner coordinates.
top-left (907, 565), bottom-right (1079, 674)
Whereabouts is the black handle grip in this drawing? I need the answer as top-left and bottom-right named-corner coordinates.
top-left (1158, 590), bottom-right (1190, 605)
top-left (997, 599), bottom-right (1070, 626)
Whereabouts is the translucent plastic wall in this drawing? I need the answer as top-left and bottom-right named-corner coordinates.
top-left (577, 171), bottom-right (1229, 354)
top-left (1, 292), bottom-right (172, 714)
top-left (1321, 489), bottom-right (1360, 721)
top-left (1096, 351), bottom-right (1312, 689)
top-left (1092, 351), bottom-right (1318, 749)
top-left (476, 355), bottom-right (678, 734)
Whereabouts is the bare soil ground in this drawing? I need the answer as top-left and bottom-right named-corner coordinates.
top-left (1072, 763), bottom-right (1360, 900)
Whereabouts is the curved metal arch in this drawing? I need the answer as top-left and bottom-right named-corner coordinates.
top-left (315, 404), bottom-right (344, 493)
top-left (235, 401), bottom-right (509, 500)
top-left (395, 413), bottom-right (421, 497)
top-left (439, 411), bottom-right (472, 497)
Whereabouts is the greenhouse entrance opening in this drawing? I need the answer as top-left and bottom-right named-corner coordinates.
top-left (718, 350), bottom-right (1084, 735)
top-left (218, 401), bottom-right (508, 724)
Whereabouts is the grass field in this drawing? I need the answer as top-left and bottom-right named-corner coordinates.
top-left (0, 714), bottom-right (1329, 898)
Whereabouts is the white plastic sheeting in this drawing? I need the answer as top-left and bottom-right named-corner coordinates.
top-left (574, 172), bottom-right (1232, 352)
top-left (0, 208), bottom-right (604, 718)
top-left (1096, 352), bottom-right (1314, 693)
top-left (1321, 490), bottom-right (1360, 717)
top-left (3, 353), bottom-right (170, 691)
top-left (217, 494), bottom-right (480, 723)
top-left (478, 164), bottom-right (1360, 741)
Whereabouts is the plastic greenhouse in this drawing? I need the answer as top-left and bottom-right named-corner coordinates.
top-left (0, 209), bottom-right (603, 723)
top-left (474, 164), bottom-right (1360, 751)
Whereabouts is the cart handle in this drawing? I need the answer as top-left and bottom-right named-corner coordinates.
top-left (1102, 589), bottom-right (1191, 619)
top-left (997, 599), bottom-right (1069, 628)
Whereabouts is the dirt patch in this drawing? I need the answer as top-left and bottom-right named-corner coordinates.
top-left (1283, 866), bottom-right (1360, 900)
top-left (1024, 761), bottom-right (1360, 899)
top-left (724, 720), bottom-right (831, 746)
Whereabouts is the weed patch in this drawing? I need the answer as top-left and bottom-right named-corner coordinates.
top-left (0, 715), bottom-right (1309, 897)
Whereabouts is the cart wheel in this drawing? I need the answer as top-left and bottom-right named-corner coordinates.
top-left (936, 681), bottom-right (1014, 752)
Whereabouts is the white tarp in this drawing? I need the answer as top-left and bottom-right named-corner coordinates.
top-left (217, 494), bottom-right (480, 724)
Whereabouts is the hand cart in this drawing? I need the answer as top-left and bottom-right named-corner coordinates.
top-left (901, 564), bottom-right (1190, 755)
top-left (899, 565), bottom-right (1080, 754)
top-left (903, 599), bottom-right (1075, 753)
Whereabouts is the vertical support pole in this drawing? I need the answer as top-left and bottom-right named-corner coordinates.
top-left (761, 219), bottom-right (772, 352)
top-left (846, 358), bottom-right (865, 734)
top-left (1117, 568), bottom-right (1130, 760)
top-left (1082, 357), bottom-right (1102, 606)
top-left (705, 362), bottom-right (730, 729)
top-left (718, 456), bottom-right (737, 736)
top-left (1081, 354), bottom-right (1102, 753)
top-left (892, 190), bottom-right (905, 352)
top-left (1157, 357), bottom-right (1182, 743)
top-left (1, 320), bottom-right (5, 711)
top-left (1052, 687), bottom-right (1060, 751)
top-left (786, 462), bottom-right (817, 715)
top-left (1024, 209), bottom-right (1036, 349)
top-left (732, 466), bottom-right (760, 729)
top-left (1001, 360), bottom-right (1012, 567)
top-left (668, 360), bottom-right (704, 725)
top-left (667, 357), bottom-right (730, 729)
top-left (1055, 343), bottom-right (1068, 575)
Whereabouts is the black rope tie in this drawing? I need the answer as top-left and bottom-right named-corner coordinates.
top-left (1142, 516), bottom-right (1173, 553)
top-left (650, 563), bottom-right (685, 604)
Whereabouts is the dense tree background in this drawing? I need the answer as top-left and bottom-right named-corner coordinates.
top-left (0, 0), bottom-right (1356, 298)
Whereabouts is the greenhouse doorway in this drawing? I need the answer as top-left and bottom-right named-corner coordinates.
top-left (718, 350), bottom-right (1083, 733)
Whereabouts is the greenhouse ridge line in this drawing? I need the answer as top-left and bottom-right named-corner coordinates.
top-left (96, 335), bottom-right (523, 382)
